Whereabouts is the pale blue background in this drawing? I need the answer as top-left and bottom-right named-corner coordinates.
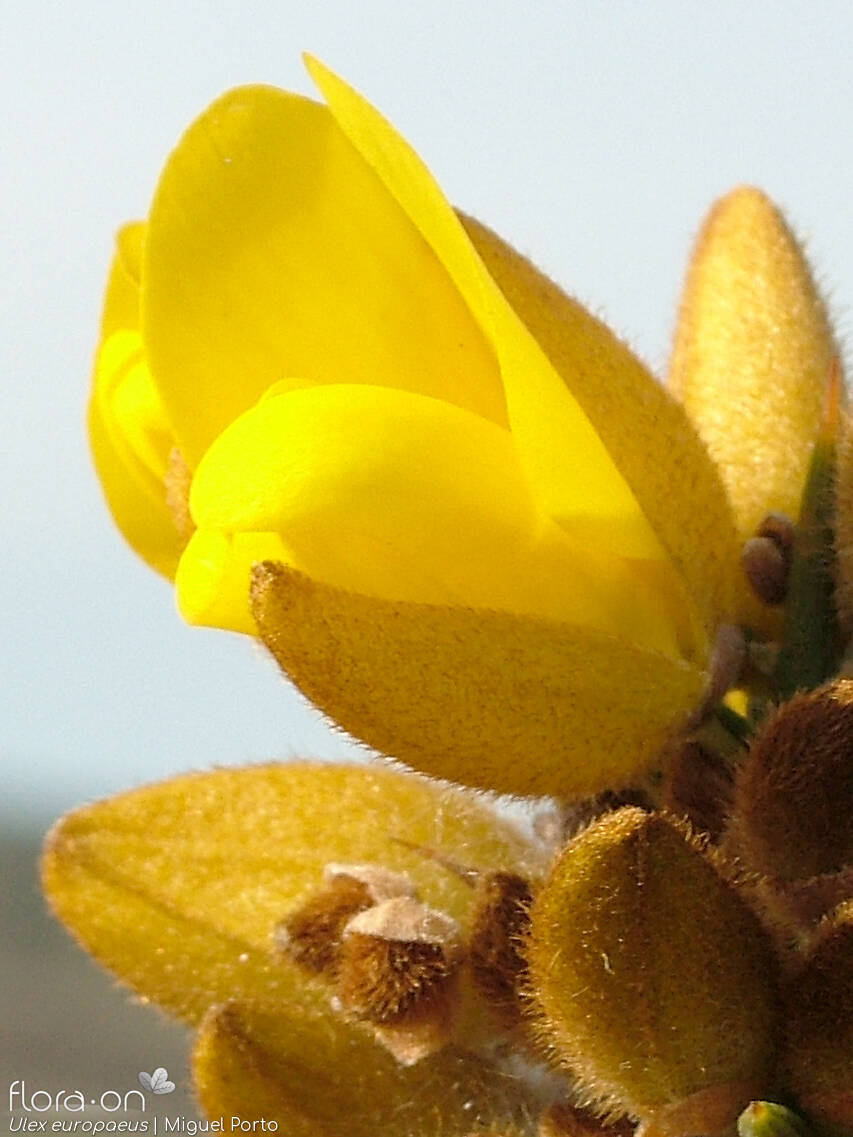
top-left (4, 0), bottom-right (853, 827)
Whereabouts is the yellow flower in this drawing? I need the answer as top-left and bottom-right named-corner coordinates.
top-left (69, 64), bottom-right (853, 1131)
top-left (89, 59), bottom-right (837, 802)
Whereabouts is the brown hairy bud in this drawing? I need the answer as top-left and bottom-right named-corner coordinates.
top-left (783, 901), bottom-right (853, 1127)
top-left (274, 862), bottom-right (417, 974)
top-left (337, 896), bottom-right (461, 1023)
top-left (727, 681), bottom-right (853, 883)
top-left (468, 871), bottom-right (534, 1030)
top-left (528, 808), bottom-right (778, 1132)
top-left (334, 896), bottom-right (463, 1067)
top-left (662, 739), bottom-right (733, 842)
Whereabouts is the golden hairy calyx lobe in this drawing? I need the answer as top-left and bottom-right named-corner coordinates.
top-left (527, 809), bottom-right (778, 1132)
top-left (250, 562), bottom-right (707, 799)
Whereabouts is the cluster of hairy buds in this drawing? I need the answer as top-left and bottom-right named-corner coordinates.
top-left (529, 681), bottom-right (853, 1137)
top-left (275, 679), bottom-right (853, 1137)
top-left (275, 859), bottom-right (533, 1066)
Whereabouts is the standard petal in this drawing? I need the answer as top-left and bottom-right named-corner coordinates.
top-left (251, 563), bottom-right (707, 798)
top-left (42, 763), bottom-right (542, 1024)
top-left (461, 213), bottom-right (740, 638)
top-left (89, 329), bottom-right (183, 577)
top-left (194, 1001), bottom-right (535, 1137)
top-left (183, 383), bottom-right (692, 655)
top-left (142, 85), bottom-right (504, 466)
top-left (670, 186), bottom-right (839, 544)
top-left (101, 222), bottom-right (144, 337)
top-left (306, 57), bottom-right (663, 561)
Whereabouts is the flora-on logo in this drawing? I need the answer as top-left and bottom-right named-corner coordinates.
top-left (137, 1070), bottom-right (175, 1096)
top-left (8, 1080), bottom-right (146, 1114)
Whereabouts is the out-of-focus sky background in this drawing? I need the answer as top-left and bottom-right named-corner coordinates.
top-left (6, 0), bottom-right (853, 826)
top-left (3, 0), bottom-right (853, 1108)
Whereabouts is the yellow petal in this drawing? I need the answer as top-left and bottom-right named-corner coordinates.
top-left (176, 529), bottom-right (291, 634)
top-left (462, 213), bottom-right (739, 638)
top-left (142, 85), bottom-right (503, 466)
top-left (251, 563), bottom-right (707, 798)
top-left (89, 328), bottom-right (182, 577)
top-left (194, 1001), bottom-right (535, 1137)
top-left (42, 762), bottom-right (542, 1024)
top-left (101, 222), bottom-right (144, 337)
top-left (183, 383), bottom-right (691, 655)
top-left (306, 56), bottom-right (663, 560)
top-left (670, 186), bottom-right (839, 544)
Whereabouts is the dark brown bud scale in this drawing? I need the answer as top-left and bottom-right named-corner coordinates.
top-left (662, 740), bottom-right (733, 842)
top-left (469, 871), bottom-right (533, 1028)
top-left (273, 875), bottom-right (372, 974)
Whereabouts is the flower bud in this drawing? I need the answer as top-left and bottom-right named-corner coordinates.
top-left (274, 862), bottom-right (416, 974)
top-left (727, 682), bottom-right (853, 883)
top-left (783, 900), bottom-right (853, 1128)
top-left (527, 808), bottom-right (778, 1133)
top-left (337, 896), bottom-right (461, 1023)
top-left (334, 895), bottom-right (462, 1065)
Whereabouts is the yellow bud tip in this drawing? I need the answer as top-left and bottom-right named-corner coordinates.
top-left (737, 1101), bottom-right (811, 1137)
